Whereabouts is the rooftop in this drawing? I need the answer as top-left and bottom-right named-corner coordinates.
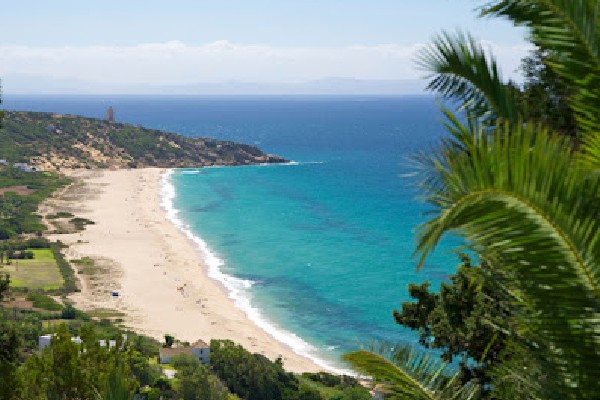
top-left (159, 346), bottom-right (194, 358)
top-left (191, 339), bottom-right (209, 348)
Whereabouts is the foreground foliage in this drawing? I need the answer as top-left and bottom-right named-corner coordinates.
top-left (210, 340), bottom-right (369, 400)
top-left (393, 255), bottom-right (509, 388)
top-left (345, 0), bottom-right (600, 398)
top-left (415, 115), bottom-right (600, 398)
top-left (19, 325), bottom-right (139, 399)
top-left (343, 345), bottom-right (480, 400)
top-left (1, 271), bottom-right (368, 400)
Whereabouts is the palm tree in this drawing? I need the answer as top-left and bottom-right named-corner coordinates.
top-left (344, 1), bottom-right (600, 399)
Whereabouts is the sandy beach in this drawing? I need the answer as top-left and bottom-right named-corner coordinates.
top-left (41, 168), bottom-right (322, 373)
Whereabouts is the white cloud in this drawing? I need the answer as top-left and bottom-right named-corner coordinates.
top-left (0, 40), bottom-right (532, 93)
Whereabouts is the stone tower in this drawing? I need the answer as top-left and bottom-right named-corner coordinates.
top-left (106, 106), bottom-right (115, 122)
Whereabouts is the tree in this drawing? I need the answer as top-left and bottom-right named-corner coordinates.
top-left (518, 48), bottom-right (578, 139)
top-left (0, 272), bottom-right (9, 301)
top-left (61, 303), bottom-right (77, 319)
top-left (130, 333), bottom-right (160, 357)
top-left (329, 387), bottom-right (371, 400)
top-left (209, 339), bottom-right (319, 400)
top-left (393, 255), bottom-right (510, 388)
top-left (19, 324), bottom-right (91, 399)
top-left (0, 312), bottom-right (22, 400)
top-left (345, 1), bottom-right (600, 398)
top-left (129, 351), bottom-right (162, 387)
top-left (19, 324), bottom-right (138, 399)
top-left (294, 384), bottom-right (323, 400)
top-left (171, 353), bottom-right (200, 371)
top-left (0, 275), bottom-right (21, 400)
top-left (102, 363), bottom-right (135, 400)
top-left (176, 364), bottom-right (232, 400)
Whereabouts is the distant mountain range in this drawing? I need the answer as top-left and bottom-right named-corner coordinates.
top-left (2, 75), bottom-right (427, 95)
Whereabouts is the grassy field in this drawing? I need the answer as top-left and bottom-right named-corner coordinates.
top-left (1, 249), bottom-right (64, 290)
top-left (86, 308), bottom-right (125, 319)
top-left (42, 319), bottom-right (78, 329)
top-left (27, 293), bottom-right (63, 311)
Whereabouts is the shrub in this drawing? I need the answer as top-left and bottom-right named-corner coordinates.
top-left (61, 304), bottom-right (77, 319)
top-left (27, 238), bottom-right (51, 248)
top-left (69, 217), bottom-right (94, 231)
top-left (26, 293), bottom-right (63, 311)
top-left (46, 212), bottom-right (74, 219)
top-left (171, 353), bottom-right (200, 371)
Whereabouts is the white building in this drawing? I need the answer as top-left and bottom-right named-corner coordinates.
top-left (190, 339), bottom-right (210, 364)
top-left (13, 163), bottom-right (37, 172)
top-left (158, 339), bottom-right (210, 364)
top-left (38, 333), bottom-right (126, 354)
top-left (39, 334), bottom-right (81, 353)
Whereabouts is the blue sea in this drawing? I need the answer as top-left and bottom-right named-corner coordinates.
top-left (4, 95), bottom-right (458, 371)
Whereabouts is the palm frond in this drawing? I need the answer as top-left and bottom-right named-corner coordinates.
top-left (414, 113), bottom-right (600, 397)
top-left (343, 345), bottom-right (480, 400)
top-left (579, 131), bottom-right (600, 171)
top-left (417, 31), bottom-right (521, 123)
top-left (482, 0), bottom-right (600, 138)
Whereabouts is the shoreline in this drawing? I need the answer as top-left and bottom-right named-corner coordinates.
top-left (43, 168), bottom-right (327, 374)
top-left (160, 170), bottom-right (349, 374)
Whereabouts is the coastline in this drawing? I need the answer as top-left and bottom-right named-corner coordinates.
top-left (43, 168), bottom-right (325, 373)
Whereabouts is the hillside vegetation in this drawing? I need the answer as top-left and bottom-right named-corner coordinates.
top-left (1, 111), bottom-right (286, 170)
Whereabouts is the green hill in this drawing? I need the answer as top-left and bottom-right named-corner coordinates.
top-left (0, 111), bottom-right (287, 170)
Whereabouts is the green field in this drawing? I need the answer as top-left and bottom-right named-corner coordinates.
top-left (41, 319), bottom-right (78, 329)
top-left (1, 249), bottom-right (64, 290)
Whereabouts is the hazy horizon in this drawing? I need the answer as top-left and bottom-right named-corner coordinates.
top-left (0, 1), bottom-right (530, 95)
top-left (2, 77), bottom-right (430, 96)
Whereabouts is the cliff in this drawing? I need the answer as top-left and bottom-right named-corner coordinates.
top-left (0, 111), bottom-right (287, 170)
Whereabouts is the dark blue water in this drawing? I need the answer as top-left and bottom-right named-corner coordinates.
top-left (4, 95), bottom-right (458, 370)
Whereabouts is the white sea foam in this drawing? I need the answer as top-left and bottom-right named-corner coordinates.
top-left (160, 169), bottom-right (351, 375)
top-left (284, 161), bottom-right (324, 166)
top-left (197, 161), bottom-right (324, 170)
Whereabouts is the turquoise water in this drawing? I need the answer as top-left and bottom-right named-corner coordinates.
top-left (5, 95), bottom-right (458, 370)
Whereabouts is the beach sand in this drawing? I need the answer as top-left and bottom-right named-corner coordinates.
top-left (42, 168), bottom-right (323, 373)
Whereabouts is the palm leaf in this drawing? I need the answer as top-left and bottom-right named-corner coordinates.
top-left (481, 0), bottom-right (600, 138)
top-left (579, 131), bottom-right (600, 171)
top-left (416, 31), bottom-right (522, 123)
top-left (414, 113), bottom-right (600, 397)
top-left (343, 345), bottom-right (480, 400)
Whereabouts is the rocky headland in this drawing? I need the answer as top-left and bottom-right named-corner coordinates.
top-left (1, 111), bottom-right (287, 170)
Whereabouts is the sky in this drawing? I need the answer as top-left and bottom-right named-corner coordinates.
top-left (0, 0), bottom-right (531, 94)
